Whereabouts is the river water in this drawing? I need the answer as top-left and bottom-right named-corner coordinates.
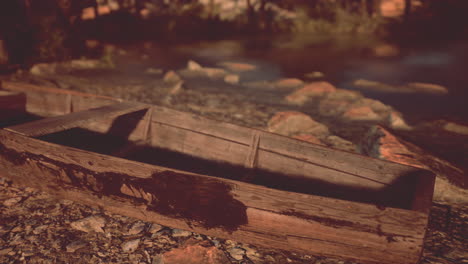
top-left (129, 34), bottom-right (468, 124)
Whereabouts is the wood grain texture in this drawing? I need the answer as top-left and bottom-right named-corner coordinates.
top-left (0, 129), bottom-right (428, 264)
top-left (5, 102), bottom-right (149, 137)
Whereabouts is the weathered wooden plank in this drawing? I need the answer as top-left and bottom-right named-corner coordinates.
top-left (2, 81), bottom-right (119, 116)
top-left (1, 82), bottom-right (435, 212)
top-left (5, 102), bottom-right (149, 137)
top-left (0, 129), bottom-right (427, 264)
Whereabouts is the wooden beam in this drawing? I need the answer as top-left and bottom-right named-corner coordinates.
top-left (0, 129), bottom-right (428, 264)
top-left (5, 102), bottom-right (149, 137)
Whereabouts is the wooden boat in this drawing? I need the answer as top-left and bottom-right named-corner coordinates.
top-left (0, 81), bottom-right (435, 264)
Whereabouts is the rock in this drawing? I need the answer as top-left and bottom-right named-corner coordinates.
top-left (443, 122), bottom-right (468, 135)
top-left (242, 245), bottom-right (261, 262)
top-left (201, 67), bottom-right (227, 79)
top-left (352, 79), bottom-right (398, 93)
top-left (162, 239), bottom-right (230, 264)
top-left (163, 70), bottom-right (182, 84)
top-left (70, 216), bottom-right (106, 233)
top-left (126, 222), bottom-right (146, 235)
top-left (342, 106), bottom-right (382, 121)
top-left (224, 74), bottom-right (240, 84)
top-left (274, 78), bottom-right (304, 89)
top-left (405, 82), bottom-right (448, 95)
top-left (187, 60), bottom-right (202, 71)
top-left (145, 68), bottom-right (163, 75)
top-left (285, 81), bottom-right (336, 105)
top-left (172, 229), bottom-right (192, 238)
top-left (357, 98), bottom-right (391, 113)
top-left (360, 126), bottom-right (468, 204)
top-left (318, 99), bottom-right (353, 117)
top-left (387, 111), bottom-right (412, 130)
top-left (218, 62), bottom-right (256, 72)
top-left (66, 240), bottom-right (87, 253)
top-left (3, 197), bottom-right (22, 207)
top-left (228, 247), bottom-right (245, 261)
top-left (121, 239), bottom-right (140, 252)
top-left (148, 223), bottom-right (164, 234)
top-left (267, 111), bottom-right (329, 138)
top-left (353, 79), bottom-right (449, 95)
top-left (304, 71), bottom-right (325, 79)
top-left (30, 63), bottom-right (57, 76)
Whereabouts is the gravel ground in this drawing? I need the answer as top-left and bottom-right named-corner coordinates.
top-left (1, 55), bottom-right (467, 263)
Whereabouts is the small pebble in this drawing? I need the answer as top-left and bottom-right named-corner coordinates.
top-left (122, 239), bottom-right (140, 252)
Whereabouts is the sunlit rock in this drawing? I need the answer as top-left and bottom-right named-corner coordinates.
top-left (443, 122), bottom-right (468, 135)
top-left (187, 60), bottom-right (203, 71)
top-left (285, 81), bottom-right (336, 105)
top-left (353, 79), bottom-right (448, 94)
top-left (218, 61), bottom-right (257, 72)
top-left (30, 63), bottom-right (57, 76)
top-left (342, 106), bottom-right (382, 121)
top-left (387, 111), bottom-right (412, 130)
top-left (353, 79), bottom-right (399, 93)
top-left (405, 82), bottom-right (448, 95)
top-left (317, 89), bottom-right (362, 117)
top-left (267, 111), bottom-right (329, 138)
top-left (224, 74), bottom-right (240, 84)
top-left (361, 126), bottom-right (467, 204)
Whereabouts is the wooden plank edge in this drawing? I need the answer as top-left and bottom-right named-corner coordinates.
top-left (5, 102), bottom-right (149, 137)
